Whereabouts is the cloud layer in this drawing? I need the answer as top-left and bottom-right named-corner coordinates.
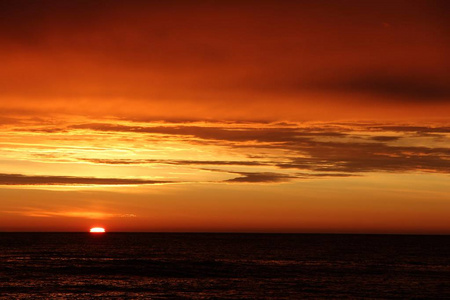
top-left (0, 1), bottom-right (449, 120)
top-left (0, 173), bottom-right (171, 186)
top-left (72, 121), bottom-right (450, 174)
top-left (1, 119), bottom-right (448, 185)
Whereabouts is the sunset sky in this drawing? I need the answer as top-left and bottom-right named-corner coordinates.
top-left (1, 0), bottom-right (449, 233)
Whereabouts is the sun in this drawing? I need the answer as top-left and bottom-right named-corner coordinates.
top-left (90, 227), bottom-right (106, 233)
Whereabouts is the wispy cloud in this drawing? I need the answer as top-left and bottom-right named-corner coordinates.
top-left (6, 210), bottom-right (137, 219)
top-left (69, 121), bottom-right (450, 176)
top-left (1, 120), bottom-right (449, 186)
top-left (224, 172), bottom-right (296, 183)
top-left (0, 173), bottom-right (173, 186)
top-left (81, 158), bottom-right (268, 167)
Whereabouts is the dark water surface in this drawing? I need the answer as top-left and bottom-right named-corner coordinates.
top-left (0, 233), bottom-right (449, 299)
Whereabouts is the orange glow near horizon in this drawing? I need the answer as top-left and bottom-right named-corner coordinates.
top-left (0, 1), bottom-right (449, 234)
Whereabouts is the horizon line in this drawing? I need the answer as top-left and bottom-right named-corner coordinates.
top-left (1, 231), bottom-right (449, 236)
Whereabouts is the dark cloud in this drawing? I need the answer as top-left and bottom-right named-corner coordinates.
top-left (0, 173), bottom-right (171, 185)
top-left (278, 144), bottom-right (450, 174)
top-left (296, 172), bottom-right (357, 178)
top-left (15, 127), bottom-right (68, 133)
top-left (370, 136), bottom-right (401, 142)
top-left (225, 172), bottom-right (296, 183)
top-left (242, 73), bottom-right (450, 104)
top-left (318, 74), bottom-right (450, 102)
top-left (368, 125), bottom-right (450, 133)
top-left (73, 122), bottom-right (450, 144)
top-left (70, 123), bottom-right (346, 144)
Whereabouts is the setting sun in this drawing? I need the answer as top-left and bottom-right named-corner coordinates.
top-left (90, 227), bottom-right (106, 233)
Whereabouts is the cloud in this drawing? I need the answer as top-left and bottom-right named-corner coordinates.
top-left (70, 123), bottom-right (344, 144)
top-left (225, 172), bottom-right (296, 183)
top-left (81, 158), bottom-right (267, 166)
top-left (370, 136), bottom-right (400, 142)
top-left (70, 122), bottom-right (449, 145)
top-left (296, 172), bottom-right (357, 178)
top-left (368, 125), bottom-right (450, 134)
top-left (2, 120), bottom-right (449, 186)
top-left (1, 0), bottom-right (449, 121)
top-left (69, 121), bottom-right (450, 176)
top-left (316, 74), bottom-right (450, 102)
top-left (6, 210), bottom-right (137, 219)
top-left (223, 171), bottom-right (356, 183)
top-left (277, 144), bottom-right (450, 174)
top-left (0, 173), bottom-right (172, 186)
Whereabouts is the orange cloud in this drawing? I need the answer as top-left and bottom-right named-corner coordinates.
top-left (0, 1), bottom-right (448, 121)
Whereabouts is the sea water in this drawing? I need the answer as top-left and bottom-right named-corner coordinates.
top-left (0, 233), bottom-right (449, 299)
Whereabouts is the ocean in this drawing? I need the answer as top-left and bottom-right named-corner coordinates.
top-left (0, 233), bottom-right (449, 299)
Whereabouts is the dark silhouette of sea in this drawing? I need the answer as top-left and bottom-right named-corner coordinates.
top-left (0, 233), bottom-right (449, 299)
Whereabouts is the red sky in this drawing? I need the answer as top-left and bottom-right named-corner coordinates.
top-left (0, 0), bottom-right (449, 233)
